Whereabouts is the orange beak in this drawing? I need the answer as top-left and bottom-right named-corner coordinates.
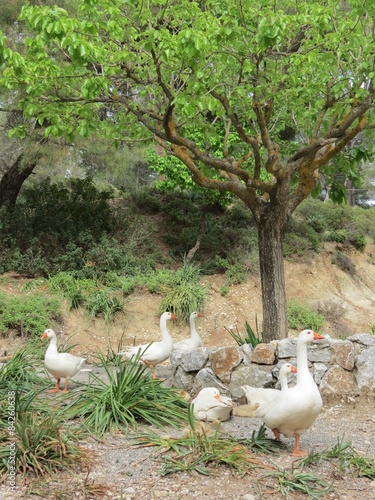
top-left (313, 332), bottom-right (325, 340)
top-left (198, 313), bottom-right (203, 317)
top-left (171, 314), bottom-right (177, 320)
top-left (41, 332), bottom-right (48, 340)
top-left (214, 394), bottom-right (220, 400)
top-left (291, 366), bottom-right (297, 373)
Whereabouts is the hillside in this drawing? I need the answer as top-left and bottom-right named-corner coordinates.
top-left (3, 242), bottom-right (373, 358)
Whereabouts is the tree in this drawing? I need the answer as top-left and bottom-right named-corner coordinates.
top-left (1, 0), bottom-right (375, 341)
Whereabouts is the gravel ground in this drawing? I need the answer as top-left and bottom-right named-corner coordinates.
top-left (1, 366), bottom-right (374, 500)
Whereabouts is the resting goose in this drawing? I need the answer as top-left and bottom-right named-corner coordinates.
top-left (191, 387), bottom-right (234, 422)
top-left (255, 329), bottom-right (325, 456)
top-left (42, 329), bottom-right (87, 393)
top-left (173, 311), bottom-right (203, 353)
top-left (242, 362), bottom-right (297, 408)
top-left (118, 311), bottom-right (176, 379)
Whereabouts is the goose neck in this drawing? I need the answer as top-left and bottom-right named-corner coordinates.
top-left (296, 340), bottom-right (311, 383)
top-left (160, 317), bottom-right (172, 340)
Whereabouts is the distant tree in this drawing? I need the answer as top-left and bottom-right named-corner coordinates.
top-left (1, 0), bottom-right (375, 341)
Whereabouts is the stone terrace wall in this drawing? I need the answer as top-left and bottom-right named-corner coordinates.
top-left (169, 334), bottom-right (375, 401)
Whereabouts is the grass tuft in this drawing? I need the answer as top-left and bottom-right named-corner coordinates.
top-left (64, 350), bottom-right (189, 435)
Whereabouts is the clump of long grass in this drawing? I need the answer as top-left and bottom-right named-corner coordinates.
top-left (132, 408), bottom-right (276, 476)
top-left (64, 350), bottom-right (189, 435)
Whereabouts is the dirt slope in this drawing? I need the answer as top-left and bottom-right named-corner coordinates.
top-left (48, 242), bottom-right (375, 359)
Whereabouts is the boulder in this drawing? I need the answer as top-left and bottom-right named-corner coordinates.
top-left (312, 362), bottom-right (328, 385)
top-left (172, 366), bottom-right (196, 392)
top-left (210, 346), bottom-right (242, 384)
top-left (276, 338), bottom-right (296, 358)
top-left (307, 344), bottom-right (331, 363)
top-left (347, 333), bottom-right (375, 347)
top-left (228, 364), bottom-right (273, 399)
top-left (330, 340), bottom-right (355, 371)
top-left (180, 348), bottom-right (210, 372)
top-left (356, 346), bottom-right (375, 391)
top-left (191, 367), bottom-right (229, 396)
top-left (251, 343), bottom-right (275, 365)
top-left (320, 365), bottom-right (357, 396)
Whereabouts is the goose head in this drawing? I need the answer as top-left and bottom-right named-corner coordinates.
top-left (41, 329), bottom-right (56, 340)
top-left (190, 312), bottom-right (203, 319)
top-left (197, 387), bottom-right (220, 400)
top-left (280, 362), bottom-right (297, 374)
top-left (297, 329), bottom-right (325, 344)
top-left (161, 312), bottom-right (177, 321)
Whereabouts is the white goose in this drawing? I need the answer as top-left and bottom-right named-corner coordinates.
top-left (255, 330), bottom-right (325, 456)
top-left (42, 329), bottom-right (87, 393)
top-left (118, 311), bottom-right (176, 379)
top-left (173, 311), bottom-right (203, 353)
top-left (191, 387), bottom-right (234, 422)
top-left (242, 362), bottom-right (297, 408)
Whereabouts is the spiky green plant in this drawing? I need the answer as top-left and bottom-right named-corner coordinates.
top-left (0, 407), bottom-right (88, 478)
top-left (264, 463), bottom-right (333, 499)
top-left (63, 350), bottom-right (189, 435)
top-left (84, 290), bottom-right (126, 323)
top-left (225, 315), bottom-right (264, 347)
top-left (132, 407), bottom-right (271, 477)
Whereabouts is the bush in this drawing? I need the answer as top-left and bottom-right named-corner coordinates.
top-left (287, 299), bottom-right (325, 332)
top-left (0, 292), bottom-right (62, 337)
top-left (159, 262), bottom-right (206, 323)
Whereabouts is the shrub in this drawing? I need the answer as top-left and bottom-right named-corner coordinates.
top-left (159, 262), bottom-right (207, 322)
top-left (64, 351), bottom-right (189, 435)
top-left (84, 291), bottom-right (126, 323)
top-left (0, 292), bottom-right (62, 337)
top-left (287, 299), bottom-right (325, 332)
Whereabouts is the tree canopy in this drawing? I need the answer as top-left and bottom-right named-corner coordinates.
top-left (1, 0), bottom-right (374, 340)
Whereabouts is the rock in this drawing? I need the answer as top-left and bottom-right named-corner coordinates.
top-left (251, 343), bottom-right (275, 365)
top-left (228, 364), bottom-right (273, 398)
top-left (347, 333), bottom-right (375, 347)
top-left (170, 350), bottom-right (182, 372)
top-left (180, 348), bottom-right (210, 372)
top-left (276, 338), bottom-right (296, 358)
top-left (356, 346), bottom-right (375, 390)
top-left (313, 362), bottom-right (328, 385)
top-left (320, 365), bottom-right (357, 396)
top-left (191, 367), bottom-right (229, 396)
top-left (172, 366), bottom-right (196, 392)
top-left (241, 344), bottom-right (253, 365)
top-left (307, 344), bottom-right (331, 363)
top-left (210, 346), bottom-right (242, 384)
top-left (243, 495), bottom-right (256, 500)
top-left (330, 340), bottom-right (355, 371)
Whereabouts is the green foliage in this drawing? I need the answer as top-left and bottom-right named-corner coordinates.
top-left (0, 291), bottom-right (62, 337)
top-left (300, 436), bottom-right (375, 480)
top-left (265, 463), bottom-right (333, 498)
top-left (287, 300), bottom-right (325, 332)
top-left (84, 290), bottom-right (125, 324)
top-left (159, 262), bottom-right (206, 322)
top-left (133, 409), bottom-right (270, 477)
top-left (64, 351), bottom-right (189, 435)
top-left (0, 404), bottom-right (87, 478)
top-left (225, 317), bottom-right (263, 347)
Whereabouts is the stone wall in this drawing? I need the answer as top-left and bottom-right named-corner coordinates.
top-left (169, 333), bottom-right (375, 401)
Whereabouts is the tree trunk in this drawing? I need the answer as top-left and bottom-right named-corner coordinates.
top-left (0, 154), bottom-right (36, 211)
top-left (257, 210), bottom-right (288, 342)
top-left (186, 206), bottom-right (207, 264)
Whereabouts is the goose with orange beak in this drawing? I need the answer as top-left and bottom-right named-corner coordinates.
top-left (42, 329), bottom-right (87, 393)
top-left (173, 311), bottom-right (204, 353)
top-left (118, 311), bottom-right (176, 379)
top-left (255, 330), bottom-right (326, 456)
top-left (191, 387), bottom-right (234, 422)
